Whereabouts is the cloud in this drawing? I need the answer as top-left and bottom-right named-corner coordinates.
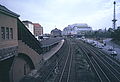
top-left (0, 0), bottom-right (120, 33)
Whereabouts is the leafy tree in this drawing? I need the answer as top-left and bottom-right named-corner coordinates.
top-left (111, 26), bottom-right (120, 41)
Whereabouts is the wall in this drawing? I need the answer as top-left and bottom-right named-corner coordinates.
top-left (28, 24), bottom-right (34, 35)
top-left (18, 40), bottom-right (43, 69)
top-left (10, 40), bottom-right (43, 82)
top-left (10, 56), bottom-right (31, 82)
top-left (0, 13), bottom-right (18, 49)
top-left (34, 26), bottom-right (43, 36)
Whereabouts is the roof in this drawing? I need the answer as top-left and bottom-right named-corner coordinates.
top-left (22, 20), bottom-right (33, 24)
top-left (0, 4), bottom-right (20, 18)
top-left (77, 26), bottom-right (91, 28)
top-left (33, 23), bottom-right (41, 27)
top-left (40, 37), bottom-right (63, 47)
top-left (72, 23), bottom-right (88, 28)
top-left (51, 28), bottom-right (61, 32)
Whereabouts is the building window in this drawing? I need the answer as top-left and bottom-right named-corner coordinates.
top-left (1, 27), bottom-right (5, 39)
top-left (6, 27), bottom-right (9, 39)
top-left (10, 28), bottom-right (13, 39)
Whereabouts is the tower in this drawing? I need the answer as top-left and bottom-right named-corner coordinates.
top-left (112, 1), bottom-right (117, 30)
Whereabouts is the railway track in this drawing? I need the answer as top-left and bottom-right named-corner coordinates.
top-left (34, 39), bottom-right (69, 82)
top-left (77, 39), bottom-right (120, 82)
top-left (54, 39), bottom-right (73, 82)
top-left (77, 43), bottom-right (109, 82)
top-left (81, 48), bottom-right (109, 81)
top-left (45, 38), bottom-right (89, 82)
top-left (37, 39), bottom-right (74, 82)
top-left (89, 45), bottom-right (120, 82)
top-left (44, 38), bottom-right (120, 82)
top-left (23, 38), bottom-right (120, 82)
top-left (54, 39), bottom-right (94, 82)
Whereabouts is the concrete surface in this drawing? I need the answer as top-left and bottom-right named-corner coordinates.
top-left (43, 39), bottom-right (64, 61)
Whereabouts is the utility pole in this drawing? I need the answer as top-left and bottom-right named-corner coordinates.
top-left (112, 1), bottom-right (117, 30)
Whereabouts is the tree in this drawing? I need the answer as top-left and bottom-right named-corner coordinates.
top-left (111, 26), bottom-right (120, 41)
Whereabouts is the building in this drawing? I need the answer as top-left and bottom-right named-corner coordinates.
top-left (0, 4), bottom-right (43, 82)
top-left (62, 23), bottom-right (92, 36)
top-left (33, 23), bottom-right (43, 36)
top-left (51, 28), bottom-right (62, 37)
top-left (22, 20), bottom-right (34, 35)
top-left (0, 4), bottom-right (20, 82)
top-left (22, 21), bottom-right (43, 37)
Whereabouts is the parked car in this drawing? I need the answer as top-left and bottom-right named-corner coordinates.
top-left (108, 47), bottom-right (114, 51)
top-left (110, 50), bottom-right (117, 57)
top-left (98, 45), bottom-right (103, 49)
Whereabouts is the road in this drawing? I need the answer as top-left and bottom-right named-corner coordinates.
top-left (103, 38), bottom-right (120, 60)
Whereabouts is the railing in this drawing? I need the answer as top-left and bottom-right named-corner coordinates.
top-left (17, 19), bottom-right (42, 54)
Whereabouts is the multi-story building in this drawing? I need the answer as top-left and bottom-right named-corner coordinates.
top-left (22, 20), bottom-right (34, 35)
top-left (22, 21), bottom-right (43, 37)
top-left (0, 4), bottom-right (20, 82)
top-left (33, 23), bottom-right (43, 36)
top-left (0, 4), bottom-right (43, 82)
top-left (62, 23), bottom-right (92, 35)
top-left (51, 28), bottom-right (62, 37)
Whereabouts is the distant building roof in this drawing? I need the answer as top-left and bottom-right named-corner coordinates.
top-left (0, 4), bottom-right (20, 18)
top-left (33, 23), bottom-right (41, 27)
top-left (51, 28), bottom-right (61, 32)
top-left (70, 23), bottom-right (89, 28)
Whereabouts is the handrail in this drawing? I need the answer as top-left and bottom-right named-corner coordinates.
top-left (17, 18), bottom-right (42, 54)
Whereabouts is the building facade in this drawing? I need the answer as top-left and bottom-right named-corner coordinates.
top-left (22, 20), bottom-right (34, 35)
top-left (0, 4), bottom-right (20, 82)
top-left (0, 5), bottom-right (19, 62)
top-left (51, 28), bottom-right (62, 37)
top-left (33, 23), bottom-right (43, 36)
top-left (62, 23), bottom-right (92, 35)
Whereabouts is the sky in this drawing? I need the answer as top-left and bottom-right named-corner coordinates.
top-left (0, 0), bottom-right (120, 33)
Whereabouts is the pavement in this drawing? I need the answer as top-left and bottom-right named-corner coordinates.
top-left (43, 39), bottom-right (64, 61)
top-left (40, 37), bottom-right (63, 47)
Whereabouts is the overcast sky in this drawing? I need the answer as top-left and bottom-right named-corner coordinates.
top-left (0, 0), bottom-right (120, 33)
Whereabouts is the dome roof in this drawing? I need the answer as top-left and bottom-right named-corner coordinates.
top-left (63, 23), bottom-right (92, 31)
top-left (51, 28), bottom-right (61, 32)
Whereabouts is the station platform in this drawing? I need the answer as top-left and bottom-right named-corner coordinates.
top-left (43, 39), bottom-right (64, 61)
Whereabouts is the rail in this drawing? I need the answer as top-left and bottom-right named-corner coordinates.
top-left (78, 39), bottom-right (120, 82)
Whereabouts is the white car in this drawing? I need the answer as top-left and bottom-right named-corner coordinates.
top-left (110, 50), bottom-right (117, 56)
top-left (98, 45), bottom-right (103, 49)
top-left (108, 47), bottom-right (114, 51)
